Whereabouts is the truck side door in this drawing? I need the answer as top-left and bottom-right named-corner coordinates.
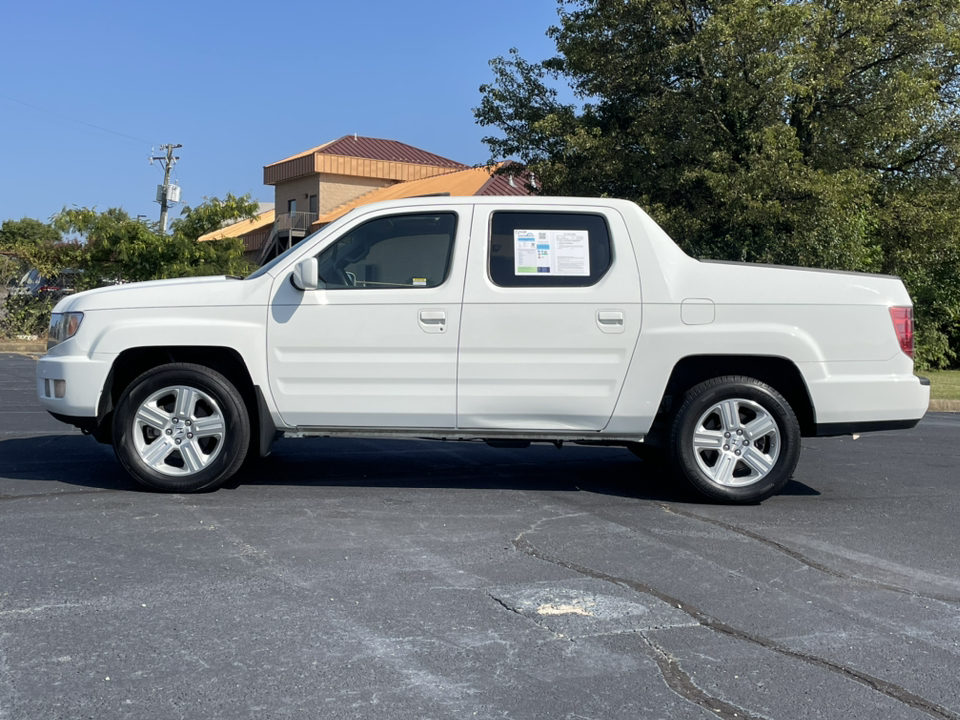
top-left (267, 208), bottom-right (470, 428)
top-left (458, 206), bottom-right (642, 431)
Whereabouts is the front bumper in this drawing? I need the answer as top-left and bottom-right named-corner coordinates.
top-left (36, 353), bottom-right (113, 419)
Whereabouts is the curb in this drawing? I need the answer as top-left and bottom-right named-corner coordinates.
top-left (929, 399), bottom-right (960, 413)
top-left (0, 340), bottom-right (46, 354)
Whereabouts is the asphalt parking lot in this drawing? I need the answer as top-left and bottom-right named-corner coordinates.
top-left (2, 352), bottom-right (959, 720)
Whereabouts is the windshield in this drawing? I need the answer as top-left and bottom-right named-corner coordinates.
top-left (18, 269), bottom-right (42, 288)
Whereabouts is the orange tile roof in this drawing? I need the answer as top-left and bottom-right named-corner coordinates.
top-left (312, 166), bottom-right (496, 226)
top-left (198, 209), bottom-right (276, 243)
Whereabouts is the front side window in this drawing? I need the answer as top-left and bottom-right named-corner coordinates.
top-left (315, 213), bottom-right (457, 289)
top-left (489, 212), bottom-right (613, 288)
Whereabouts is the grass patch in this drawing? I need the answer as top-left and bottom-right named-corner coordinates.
top-left (924, 370), bottom-right (960, 401)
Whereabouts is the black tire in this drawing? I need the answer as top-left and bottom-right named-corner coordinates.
top-left (668, 376), bottom-right (801, 503)
top-left (112, 363), bottom-right (250, 492)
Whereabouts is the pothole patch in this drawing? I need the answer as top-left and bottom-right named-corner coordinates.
top-left (490, 579), bottom-right (697, 638)
top-left (536, 602), bottom-right (595, 616)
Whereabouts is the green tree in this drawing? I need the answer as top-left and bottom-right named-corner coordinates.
top-left (0, 218), bottom-right (71, 285)
top-left (0, 198), bottom-right (256, 338)
top-left (169, 193), bottom-right (260, 278)
top-left (476, 0), bottom-right (960, 367)
top-left (170, 192), bottom-right (260, 242)
top-left (0, 218), bottom-right (76, 339)
top-left (53, 208), bottom-right (164, 285)
top-left (0, 217), bottom-right (62, 250)
top-left (53, 196), bottom-right (256, 285)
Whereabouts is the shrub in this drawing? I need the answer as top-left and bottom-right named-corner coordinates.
top-left (0, 294), bottom-right (53, 339)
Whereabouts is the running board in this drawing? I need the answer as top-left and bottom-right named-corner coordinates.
top-left (285, 427), bottom-right (644, 444)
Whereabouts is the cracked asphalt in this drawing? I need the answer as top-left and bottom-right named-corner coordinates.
top-left (1, 352), bottom-right (959, 720)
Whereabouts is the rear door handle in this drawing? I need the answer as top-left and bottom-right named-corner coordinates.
top-left (597, 310), bottom-right (625, 334)
top-left (418, 309), bottom-right (446, 334)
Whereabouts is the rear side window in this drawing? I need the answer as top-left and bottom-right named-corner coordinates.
top-left (315, 213), bottom-right (456, 289)
top-left (489, 212), bottom-right (613, 288)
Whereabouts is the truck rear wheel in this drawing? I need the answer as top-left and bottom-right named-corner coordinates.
top-left (112, 363), bottom-right (250, 492)
top-left (669, 376), bottom-right (800, 503)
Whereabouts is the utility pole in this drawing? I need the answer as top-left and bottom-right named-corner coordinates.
top-left (151, 144), bottom-right (182, 234)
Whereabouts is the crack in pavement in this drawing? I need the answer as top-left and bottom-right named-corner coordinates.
top-left (637, 632), bottom-right (768, 720)
top-left (486, 594), bottom-right (528, 619)
top-left (659, 504), bottom-right (960, 605)
top-left (512, 531), bottom-right (960, 720)
top-left (484, 590), bottom-right (753, 718)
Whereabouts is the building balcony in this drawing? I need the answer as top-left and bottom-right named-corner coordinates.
top-left (273, 211), bottom-right (318, 233)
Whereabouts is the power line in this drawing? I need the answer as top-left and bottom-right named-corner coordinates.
top-left (0, 93), bottom-right (155, 147)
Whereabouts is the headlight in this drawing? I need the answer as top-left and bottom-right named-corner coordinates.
top-left (47, 312), bottom-right (84, 350)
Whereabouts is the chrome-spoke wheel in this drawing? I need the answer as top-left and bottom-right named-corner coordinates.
top-left (670, 377), bottom-right (800, 503)
top-left (132, 385), bottom-right (226, 477)
top-left (691, 397), bottom-right (781, 488)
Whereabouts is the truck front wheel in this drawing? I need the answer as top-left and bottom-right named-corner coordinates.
top-left (112, 363), bottom-right (250, 492)
top-left (669, 376), bottom-right (801, 503)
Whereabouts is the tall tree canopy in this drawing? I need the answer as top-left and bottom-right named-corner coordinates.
top-left (170, 193), bottom-right (260, 244)
top-left (0, 217), bottom-right (78, 292)
top-left (53, 194), bottom-right (258, 285)
top-left (476, 0), bottom-right (960, 367)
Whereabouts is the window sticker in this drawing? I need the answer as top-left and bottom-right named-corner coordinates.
top-left (514, 229), bottom-right (590, 276)
top-left (412, 277), bottom-right (427, 286)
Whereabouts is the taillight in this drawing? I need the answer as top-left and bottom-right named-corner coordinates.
top-left (889, 307), bottom-right (914, 359)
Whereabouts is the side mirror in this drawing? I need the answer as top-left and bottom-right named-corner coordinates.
top-left (291, 257), bottom-right (320, 291)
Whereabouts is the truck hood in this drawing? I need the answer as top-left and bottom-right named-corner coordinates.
top-left (54, 275), bottom-right (270, 313)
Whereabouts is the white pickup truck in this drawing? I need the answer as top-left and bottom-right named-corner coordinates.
top-left (37, 197), bottom-right (929, 502)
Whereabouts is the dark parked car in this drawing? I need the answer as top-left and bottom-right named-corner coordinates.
top-left (13, 269), bottom-right (80, 300)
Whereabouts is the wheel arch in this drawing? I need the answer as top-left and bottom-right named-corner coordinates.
top-left (657, 355), bottom-right (816, 437)
top-left (95, 346), bottom-right (275, 454)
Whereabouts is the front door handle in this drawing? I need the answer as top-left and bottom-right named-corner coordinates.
top-left (418, 309), bottom-right (447, 334)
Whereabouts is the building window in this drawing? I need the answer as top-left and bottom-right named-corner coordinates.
top-left (488, 211), bottom-right (613, 288)
top-left (309, 194), bottom-right (318, 214)
top-left (288, 199), bottom-right (297, 214)
top-left (315, 213), bottom-right (457, 289)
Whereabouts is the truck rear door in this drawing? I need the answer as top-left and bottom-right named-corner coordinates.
top-left (458, 205), bottom-right (642, 431)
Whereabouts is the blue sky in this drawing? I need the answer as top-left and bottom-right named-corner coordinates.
top-left (0, 0), bottom-right (564, 225)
